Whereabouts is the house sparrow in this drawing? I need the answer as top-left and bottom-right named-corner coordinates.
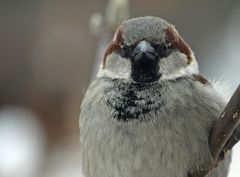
top-left (79, 16), bottom-right (231, 177)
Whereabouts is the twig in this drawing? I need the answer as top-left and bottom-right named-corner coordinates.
top-left (210, 85), bottom-right (240, 158)
top-left (193, 85), bottom-right (240, 177)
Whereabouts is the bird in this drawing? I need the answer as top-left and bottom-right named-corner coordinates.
top-left (79, 16), bottom-right (231, 177)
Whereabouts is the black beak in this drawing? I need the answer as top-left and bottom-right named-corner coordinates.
top-left (131, 41), bottom-right (158, 63)
top-left (131, 41), bottom-right (160, 83)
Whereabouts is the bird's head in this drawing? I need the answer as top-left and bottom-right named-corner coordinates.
top-left (98, 16), bottom-right (199, 83)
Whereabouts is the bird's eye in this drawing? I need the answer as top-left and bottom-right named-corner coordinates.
top-left (158, 44), bottom-right (171, 58)
top-left (162, 45), bottom-right (168, 51)
top-left (119, 44), bottom-right (131, 58)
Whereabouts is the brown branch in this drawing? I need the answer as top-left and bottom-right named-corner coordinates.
top-left (210, 85), bottom-right (240, 156)
top-left (192, 85), bottom-right (240, 177)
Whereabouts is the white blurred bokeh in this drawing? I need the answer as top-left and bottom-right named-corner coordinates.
top-left (0, 107), bottom-right (46, 177)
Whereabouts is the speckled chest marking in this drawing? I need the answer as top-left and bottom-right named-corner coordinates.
top-left (103, 78), bottom-right (166, 121)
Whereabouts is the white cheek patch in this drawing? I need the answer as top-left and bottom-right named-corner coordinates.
top-left (98, 51), bottom-right (199, 81)
top-left (97, 53), bottom-right (131, 80)
top-left (160, 51), bottom-right (199, 81)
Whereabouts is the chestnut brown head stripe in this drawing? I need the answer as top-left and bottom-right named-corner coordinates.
top-left (164, 26), bottom-right (192, 64)
top-left (103, 28), bottom-right (124, 69)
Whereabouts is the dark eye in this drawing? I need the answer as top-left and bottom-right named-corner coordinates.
top-left (157, 44), bottom-right (172, 58)
top-left (119, 44), bottom-right (131, 58)
top-left (162, 45), bottom-right (168, 51)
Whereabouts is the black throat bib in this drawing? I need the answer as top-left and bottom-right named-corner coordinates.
top-left (104, 79), bottom-right (166, 121)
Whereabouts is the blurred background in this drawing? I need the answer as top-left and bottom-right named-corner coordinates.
top-left (0, 0), bottom-right (239, 177)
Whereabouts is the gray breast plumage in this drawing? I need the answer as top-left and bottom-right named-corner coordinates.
top-left (79, 77), bottom-right (230, 177)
